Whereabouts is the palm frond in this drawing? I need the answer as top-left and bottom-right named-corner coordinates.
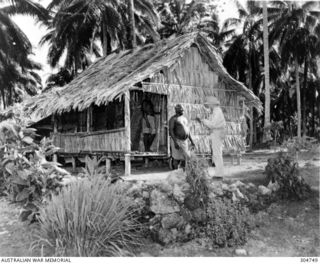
top-left (302, 1), bottom-right (320, 11)
top-left (1, 0), bottom-right (49, 24)
top-left (134, 0), bottom-right (159, 26)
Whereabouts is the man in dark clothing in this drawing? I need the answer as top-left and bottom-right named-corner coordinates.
top-left (169, 104), bottom-right (195, 169)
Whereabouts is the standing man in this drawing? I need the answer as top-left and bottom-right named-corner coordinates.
top-left (141, 100), bottom-right (156, 152)
top-left (196, 96), bottom-right (226, 177)
top-left (169, 104), bottom-right (195, 169)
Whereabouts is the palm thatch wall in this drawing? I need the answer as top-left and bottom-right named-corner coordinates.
top-left (141, 46), bottom-right (249, 153)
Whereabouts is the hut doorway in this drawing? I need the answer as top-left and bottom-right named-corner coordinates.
top-left (130, 91), bottom-right (168, 154)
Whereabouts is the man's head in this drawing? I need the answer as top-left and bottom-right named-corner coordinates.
top-left (204, 96), bottom-right (220, 109)
top-left (175, 104), bottom-right (184, 115)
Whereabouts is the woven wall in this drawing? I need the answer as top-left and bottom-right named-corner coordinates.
top-left (147, 47), bottom-right (247, 154)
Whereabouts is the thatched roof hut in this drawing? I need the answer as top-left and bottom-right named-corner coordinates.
top-left (24, 32), bottom-right (261, 120)
top-left (15, 32), bottom-right (262, 175)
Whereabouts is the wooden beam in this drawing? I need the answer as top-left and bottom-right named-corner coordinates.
top-left (124, 91), bottom-right (131, 176)
top-left (141, 82), bottom-right (237, 92)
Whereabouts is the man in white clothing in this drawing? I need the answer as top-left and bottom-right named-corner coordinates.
top-left (196, 96), bottom-right (226, 177)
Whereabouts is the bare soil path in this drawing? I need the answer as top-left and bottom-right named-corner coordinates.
top-left (0, 198), bottom-right (34, 256)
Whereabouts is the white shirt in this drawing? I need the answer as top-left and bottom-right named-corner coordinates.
top-left (201, 107), bottom-right (226, 132)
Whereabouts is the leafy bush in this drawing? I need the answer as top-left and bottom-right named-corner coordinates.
top-left (265, 153), bottom-right (311, 200)
top-left (203, 198), bottom-right (254, 247)
top-left (237, 186), bottom-right (277, 214)
top-left (33, 177), bottom-right (143, 257)
top-left (184, 156), bottom-right (253, 247)
top-left (185, 156), bottom-right (210, 208)
top-left (282, 136), bottom-right (318, 159)
top-left (0, 119), bottom-right (65, 222)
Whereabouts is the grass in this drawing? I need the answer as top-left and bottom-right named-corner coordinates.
top-left (32, 177), bottom-right (142, 257)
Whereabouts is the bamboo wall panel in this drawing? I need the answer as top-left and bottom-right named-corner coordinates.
top-left (52, 129), bottom-right (126, 153)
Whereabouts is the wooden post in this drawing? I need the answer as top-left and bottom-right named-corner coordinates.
top-left (144, 157), bottom-right (149, 168)
top-left (164, 69), bottom-right (171, 158)
top-left (52, 115), bottom-right (58, 162)
top-left (86, 106), bottom-right (91, 132)
top-left (105, 158), bottom-right (111, 175)
top-left (249, 106), bottom-right (253, 150)
top-left (71, 157), bottom-right (76, 171)
top-left (85, 155), bottom-right (89, 170)
top-left (124, 91), bottom-right (131, 176)
top-left (125, 154), bottom-right (131, 176)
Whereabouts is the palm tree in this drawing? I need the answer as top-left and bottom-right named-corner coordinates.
top-left (156, 0), bottom-right (212, 38)
top-left (0, 0), bottom-right (48, 108)
top-left (201, 12), bottom-right (240, 52)
top-left (40, 1), bottom-right (102, 76)
top-left (223, 1), bottom-right (286, 146)
top-left (269, 1), bottom-right (320, 138)
top-left (44, 67), bottom-right (74, 91)
top-left (44, 0), bottom-right (159, 62)
top-left (262, 0), bottom-right (271, 142)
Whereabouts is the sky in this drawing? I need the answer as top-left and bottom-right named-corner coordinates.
top-left (11, 0), bottom-right (242, 85)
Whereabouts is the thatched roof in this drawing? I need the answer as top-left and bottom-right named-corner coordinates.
top-left (24, 32), bottom-right (262, 121)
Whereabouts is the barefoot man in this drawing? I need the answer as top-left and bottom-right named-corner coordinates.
top-left (169, 104), bottom-right (195, 169)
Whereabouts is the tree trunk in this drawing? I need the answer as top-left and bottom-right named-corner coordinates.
top-left (74, 47), bottom-right (81, 77)
top-left (295, 57), bottom-right (301, 139)
top-left (128, 0), bottom-right (136, 49)
top-left (262, 0), bottom-right (271, 142)
top-left (102, 15), bottom-right (108, 56)
top-left (8, 86), bottom-right (12, 106)
top-left (302, 56), bottom-right (308, 136)
top-left (249, 106), bottom-right (254, 150)
top-left (312, 86), bottom-right (315, 136)
top-left (1, 88), bottom-right (6, 109)
top-left (102, 13), bottom-right (112, 56)
top-left (248, 49), bottom-right (254, 148)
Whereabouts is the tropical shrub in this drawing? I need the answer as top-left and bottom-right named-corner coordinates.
top-left (33, 177), bottom-right (143, 257)
top-left (265, 152), bottom-right (311, 200)
top-left (203, 197), bottom-right (254, 248)
top-left (184, 156), bottom-right (253, 247)
top-left (185, 156), bottom-right (210, 208)
top-left (79, 156), bottom-right (122, 183)
top-left (282, 136), bottom-right (318, 160)
top-left (78, 156), bottom-right (107, 179)
top-left (0, 119), bottom-right (66, 222)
